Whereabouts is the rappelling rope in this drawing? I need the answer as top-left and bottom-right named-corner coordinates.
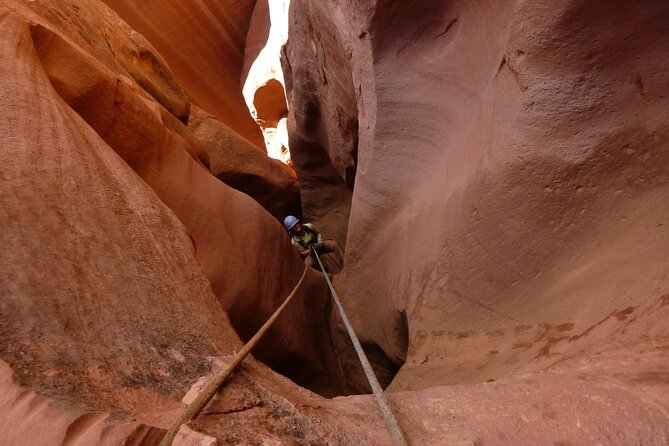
top-left (159, 263), bottom-right (310, 446)
top-left (312, 246), bottom-right (409, 446)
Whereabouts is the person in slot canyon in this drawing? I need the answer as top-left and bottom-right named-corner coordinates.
top-left (283, 215), bottom-right (342, 269)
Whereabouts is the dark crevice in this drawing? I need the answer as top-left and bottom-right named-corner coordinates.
top-left (215, 171), bottom-right (302, 221)
top-left (366, 309), bottom-right (409, 389)
top-left (361, 342), bottom-right (402, 389)
top-left (434, 17), bottom-right (458, 39)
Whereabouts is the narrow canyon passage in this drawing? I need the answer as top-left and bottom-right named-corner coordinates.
top-left (1, 0), bottom-right (668, 445)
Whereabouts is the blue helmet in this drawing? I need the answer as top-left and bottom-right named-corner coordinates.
top-left (283, 215), bottom-right (299, 231)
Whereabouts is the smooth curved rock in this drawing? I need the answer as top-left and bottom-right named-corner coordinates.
top-left (12, 0), bottom-right (190, 122)
top-left (3, 0), bottom-right (669, 444)
top-left (320, 0), bottom-right (669, 399)
top-left (0, 4), bottom-right (238, 419)
top-left (0, 0), bottom-right (343, 407)
top-left (102, 0), bottom-right (264, 147)
top-left (277, 0), bottom-right (669, 440)
top-left (187, 105), bottom-right (301, 221)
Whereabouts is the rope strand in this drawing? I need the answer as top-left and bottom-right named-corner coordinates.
top-left (312, 247), bottom-right (408, 446)
top-left (159, 263), bottom-right (310, 446)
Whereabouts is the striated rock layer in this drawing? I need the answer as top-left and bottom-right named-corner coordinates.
top-left (0, 0), bottom-right (344, 414)
top-left (101, 0), bottom-right (264, 147)
top-left (2, 0), bottom-right (669, 444)
top-left (187, 104), bottom-right (301, 221)
top-left (280, 0), bottom-right (669, 442)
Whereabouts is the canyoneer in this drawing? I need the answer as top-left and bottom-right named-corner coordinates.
top-left (283, 215), bottom-right (342, 269)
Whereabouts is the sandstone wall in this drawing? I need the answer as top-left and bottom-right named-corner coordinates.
top-left (103, 0), bottom-right (302, 223)
top-left (0, 1), bottom-right (238, 419)
top-left (330, 0), bottom-right (669, 397)
top-left (101, 0), bottom-right (264, 147)
top-left (242, 0), bottom-right (357, 246)
top-left (3, 0), bottom-right (669, 444)
top-left (238, 0), bottom-right (669, 440)
top-left (0, 0), bottom-right (343, 407)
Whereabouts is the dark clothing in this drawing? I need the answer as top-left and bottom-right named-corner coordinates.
top-left (289, 223), bottom-right (343, 271)
top-left (290, 223), bottom-right (322, 256)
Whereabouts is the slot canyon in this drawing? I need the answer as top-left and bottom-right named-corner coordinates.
top-left (1, 0), bottom-right (668, 444)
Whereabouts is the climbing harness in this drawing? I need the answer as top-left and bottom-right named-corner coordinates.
top-left (312, 246), bottom-right (408, 446)
top-left (159, 263), bottom-right (310, 446)
top-left (292, 224), bottom-right (319, 249)
top-left (294, 228), bottom-right (317, 248)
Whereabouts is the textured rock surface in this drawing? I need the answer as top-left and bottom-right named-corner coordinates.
top-left (3, 0), bottom-right (669, 444)
top-left (242, 0), bottom-right (356, 246)
top-left (334, 0), bottom-right (669, 396)
top-left (0, 0), bottom-right (343, 415)
top-left (177, 351), bottom-right (669, 445)
top-left (101, 0), bottom-right (264, 147)
top-left (0, 1), bottom-right (236, 415)
top-left (279, 0), bottom-right (669, 441)
top-left (0, 360), bottom-right (166, 446)
top-left (187, 105), bottom-right (301, 221)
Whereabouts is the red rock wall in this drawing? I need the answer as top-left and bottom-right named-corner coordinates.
top-left (102, 0), bottom-right (302, 222)
top-left (0, 2), bottom-right (239, 417)
top-left (278, 0), bottom-right (669, 439)
top-left (0, 0), bottom-right (343, 411)
top-left (280, 0), bottom-right (359, 246)
top-left (101, 0), bottom-right (265, 147)
top-left (3, 0), bottom-right (669, 444)
top-left (329, 0), bottom-right (669, 395)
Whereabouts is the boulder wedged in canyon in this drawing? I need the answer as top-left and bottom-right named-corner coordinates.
top-left (187, 105), bottom-right (301, 221)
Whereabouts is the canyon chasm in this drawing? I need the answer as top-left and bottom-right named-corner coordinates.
top-left (1, 0), bottom-right (668, 444)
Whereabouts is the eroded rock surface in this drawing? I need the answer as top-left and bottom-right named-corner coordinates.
top-left (1, 0), bottom-right (345, 421)
top-left (187, 105), bottom-right (301, 221)
top-left (243, 0), bottom-right (356, 247)
top-left (277, 0), bottom-right (669, 441)
top-left (2, 0), bottom-right (669, 445)
top-left (101, 0), bottom-right (264, 147)
top-left (335, 0), bottom-right (669, 396)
